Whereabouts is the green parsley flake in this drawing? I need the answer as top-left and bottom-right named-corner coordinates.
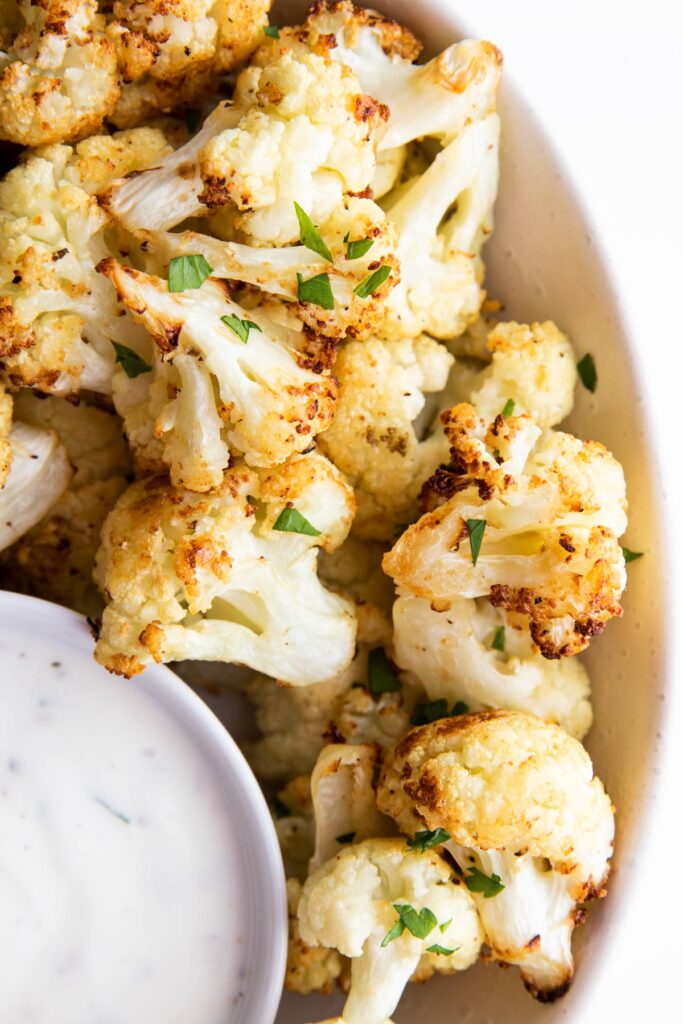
top-left (381, 903), bottom-right (438, 946)
top-left (622, 545), bottom-right (644, 563)
top-left (221, 314), bottom-right (260, 343)
top-left (336, 832), bottom-right (355, 844)
top-left (426, 944), bottom-right (458, 956)
top-left (294, 202), bottom-right (332, 261)
top-left (112, 342), bottom-right (151, 379)
top-left (411, 698), bottom-right (449, 725)
top-left (577, 353), bottom-right (597, 392)
top-left (272, 506), bottom-right (320, 537)
top-left (466, 518), bottom-right (486, 566)
top-left (185, 108), bottom-right (201, 134)
top-left (452, 700), bottom-right (470, 716)
top-left (263, 25), bottom-right (279, 38)
top-left (168, 254), bottom-right (213, 292)
top-left (465, 866), bottom-right (505, 898)
top-left (296, 271), bottom-right (334, 310)
top-left (491, 625), bottom-right (505, 651)
top-left (407, 828), bottom-right (451, 852)
top-left (346, 237), bottom-right (374, 260)
top-left (367, 647), bottom-right (401, 695)
top-left (354, 264), bottom-right (391, 297)
top-left (501, 398), bottom-right (515, 417)
top-left (439, 919), bottom-right (452, 933)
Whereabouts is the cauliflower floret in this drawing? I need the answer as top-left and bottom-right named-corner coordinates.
top-left (93, 452), bottom-right (357, 680)
top-left (274, 775), bottom-right (316, 881)
top-left (0, 393), bottom-right (130, 614)
top-left (99, 259), bottom-right (338, 487)
top-left (298, 837), bottom-right (483, 1024)
top-left (459, 320), bottom-right (577, 428)
top-left (106, 1), bottom-right (270, 127)
top-left (139, 196), bottom-right (398, 342)
top-left (379, 114), bottom-right (500, 341)
top-left (318, 534), bottom-right (395, 613)
top-left (0, 415), bottom-right (72, 552)
top-left (384, 403), bottom-right (628, 658)
top-left (198, 51), bottom-right (387, 244)
top-left (244, 606), bottom-right (416, 781)
top-left (0, 0), bottom-right (119, 146)
top-left (257, 2), bottom-right (501, 151)
top-left (0, 130), bottom-right (175, 394)
top-left (318, 334), bottom-right (453, 540)
top-left (392, 595), bottom-right (592, 739)
top-left (286, 877), bottom-right (344, 995)
top-left (378, 710), bottom-right (615, 1000)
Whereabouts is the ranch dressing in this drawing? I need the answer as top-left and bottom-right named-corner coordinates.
top-left (0, 636), bottom-right (247, 1023)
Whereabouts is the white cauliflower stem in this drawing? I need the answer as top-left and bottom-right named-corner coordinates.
top-left (298, 837), bottom-right (483, 1024)
top-left (93, 452), bottom-right (357, 680)
top-left (378, 710), bottom-right (615, 1000)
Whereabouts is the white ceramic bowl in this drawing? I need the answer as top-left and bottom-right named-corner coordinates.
top-left (0, 592), bottom-right (287, 1024)
top-left (270, 1), bottom-right (670, 1022)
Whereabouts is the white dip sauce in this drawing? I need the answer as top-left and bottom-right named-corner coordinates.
top-left (0, 637), bottom-right (246, 1023)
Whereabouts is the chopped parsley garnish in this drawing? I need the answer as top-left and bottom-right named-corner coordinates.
top-left (381, 904), bottom-right (438, 946)
top-left (296, 271), bottom-right (334, 309)
top-left (272, 506), bottom-right (320, 536)
top-left (346, 236), bottom-right (374, 260)
top-left (407, 828), bottom-right (451, 852)
top-left (411, 699), bottom-right (468, 725)
top-left (263, 25), bottom-right (280, 38)
top-left (168, 254), bottom-right (213, 292)
top-left (220, 313), bottom-right (260, 343)
top-left (501, 398), bottom-right (515, 417)
top-left (95, 796), bottom-right (130, 825)
top-left (112, 342), bottom-right (151, 379)
top-left (427, 944), bottom-right (458, 955)
top-left (367, 647), bottom-right (401, 695)
top-left (439, 919), bottom-right (452, 933)
top-left (577, 353), bottom-right (597, 392)
top-left (452, 700), bottom-right (470, 716)
top-left (336, 832), bottom-right (356, 844)
top-left (185, 108), bottom-right (201, 134)
top-left (466, 518), bottom-right (487, 566)
top-left (271, 795), bottom-right (290, 818)
top-left (622, 545), bottom-right (644, 563)
top-left (491, 625), bottom-right (505, 651)
top-left (465, 866), bottom-right (505, 898)
top-left (294, 202), bottom-right (332, 262)
top-left (354, 264), bottom-right (392, 297)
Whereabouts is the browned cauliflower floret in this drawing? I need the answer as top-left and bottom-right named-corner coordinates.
top-left (93, 452), bottom-right (357, 680)
top-left (285, 877), bottom-right (344, 995)
top-left (0, 0), bottom-right (119, 146)
top-left (318, 334), bottom-right (453, 540)
top-left (384, 403), bottom-right (628, 658)
top-left (106, 0), bottom-right (271, 128)
top-left (0, 128), bottom-right (176, 394)
top-left (0, 392), bottom-right (130, 614)
top-left (378, 710), bottom-right (615, 1000)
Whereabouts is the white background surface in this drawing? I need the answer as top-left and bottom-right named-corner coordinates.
top-left (453, 1), bottom-right (683, 1016)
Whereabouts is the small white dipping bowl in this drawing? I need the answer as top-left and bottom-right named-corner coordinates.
top-left (0, 591), bottom-right (287, 1024)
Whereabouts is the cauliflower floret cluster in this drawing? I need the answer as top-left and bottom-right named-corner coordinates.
top-left (106, 0), bottom-right (271, 128)
top-left (0, 0), bottom-right (119, 146)
top-left (378, 711), bottom-right (615, 999)
top-left (384, 403), bottom-right (628, 657)
top-left (0, 128), bottom-right (175, 394)
top-left (93, 451), bottom-right (357, 679)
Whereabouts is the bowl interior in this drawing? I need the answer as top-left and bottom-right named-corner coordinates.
top-left (268, 1), bottom-right (668, 1021)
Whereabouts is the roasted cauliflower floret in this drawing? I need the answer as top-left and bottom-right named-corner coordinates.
top-left (378, 710), bottom-right (615, 1000)
top-left (298, 837), bottom-right (483, 1024)
top-left (107, 0), bottom-right (271, 128)
top-left (319, 334), bottom-right (453, 540)
top-left (0, 414), bottom-right (72, 552)
top-left (318, 534), bottom-right (395, 613)
top-left (139, 196), bottom-right (399, 342)
top-left (0, 130), bottom-right (174, 394)
top-left (456, 320), bottom-right (577, 428)
top-left (392, 595), bottom-right (592, 739)
top-left (379, 114), bottom-right (499, 341)
top-left (0, 392), bottom-right (130, 614)
top-left (99, 259), bottom-right (338, 487)
top-left (286, 877), bottom-right (344, 995)
top-left (274, 775), bottom-right (315, 881)
top-left (198, 51), bottom-right (387, 244)
top-left (0, 0), bottom-right (119, 146)
top-left (384, 403), bottom-right (628, 658)
top-left (93, 453), bottom-right (357, 680)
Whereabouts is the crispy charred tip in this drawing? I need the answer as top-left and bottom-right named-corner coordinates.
top-left (524, 974), bottom-right (573, 1003)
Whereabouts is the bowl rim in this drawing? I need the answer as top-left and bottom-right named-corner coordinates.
top-left (0, 589), bottom-right (288, 1024)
